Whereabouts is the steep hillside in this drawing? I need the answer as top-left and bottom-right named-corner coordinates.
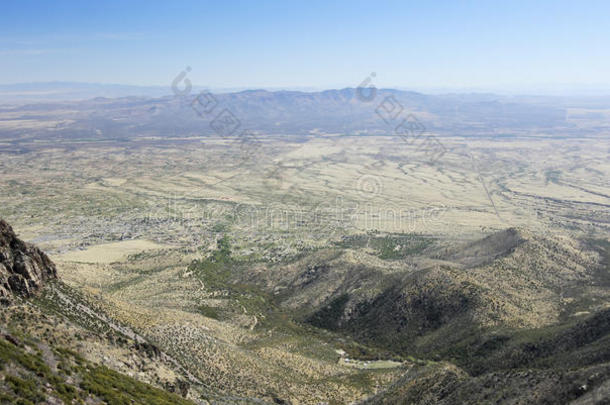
top-left (360, 309), bottom-right (610, 404)
top-left (3, 217), bottom-right (608, 404)
top-left (360, 360), bottom-right (610, 405)
top-left (1, 219), bottom-right (406, 404)
top-left (241, 229), bottom-right (608, 359)
top-left (0, 218), bottom-right (204, 404)
top-left (0, 329), bottom-right (194, 405)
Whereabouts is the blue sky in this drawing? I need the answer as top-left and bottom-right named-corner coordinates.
top-left (1, 0), bottom-right (609, 93)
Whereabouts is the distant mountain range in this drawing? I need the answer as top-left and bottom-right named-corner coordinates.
top-left (3, 81), bottom-right (610, 103)
top-left (2, 83), bottom-right (610, 141)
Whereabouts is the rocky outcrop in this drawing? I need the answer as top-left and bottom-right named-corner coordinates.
top-left (0, 219), bottom-right (57, 300)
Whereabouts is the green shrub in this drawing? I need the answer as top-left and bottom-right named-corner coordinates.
top-left (197, 305), bottom-right (220, 320)
top-left (5, 375), bottom-right (46, 404)
top-left (80, 365), bottom-right (193, 405)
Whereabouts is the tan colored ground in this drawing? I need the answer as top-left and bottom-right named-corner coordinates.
top-left (1, 132), bottom-right (608, 404)
top-left (54, 240), bottom-right (170, 263)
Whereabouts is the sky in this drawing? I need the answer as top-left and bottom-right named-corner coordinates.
top-left (1, 0), bottom-right (609, 93)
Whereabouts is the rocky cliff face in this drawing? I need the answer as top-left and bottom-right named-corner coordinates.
top-left (0, 219), bottom-right (57, 300)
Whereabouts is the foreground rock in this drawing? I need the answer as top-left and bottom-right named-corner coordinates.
top-left (0, 219), bottom-right (57, 300)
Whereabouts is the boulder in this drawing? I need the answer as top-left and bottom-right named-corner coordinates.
top-left (0, 219), bottom-right (57, 300)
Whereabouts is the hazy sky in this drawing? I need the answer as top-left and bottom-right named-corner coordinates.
top-left (1, 0), bottom-right (609, 92)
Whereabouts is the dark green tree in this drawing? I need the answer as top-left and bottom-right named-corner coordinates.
top-left (210, 234), bottom-right (231, 263)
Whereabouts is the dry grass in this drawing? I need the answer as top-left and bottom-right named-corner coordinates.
top-left (54, 240), bottom-right (170, 263)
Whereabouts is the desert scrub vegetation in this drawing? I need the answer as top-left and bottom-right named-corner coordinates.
top-left (0, 332), bottom-right (195, 405)
top-left (3, 375), bottom-right (46, 405)
top-left (335, 232), bottom-right (433, 260)
top-left (585, 238), bottom-right (610, 286)
top-left (189, 234), bottom-right (278, 321)
top-left (79, 365), bottom-right (193, 405)
top-left (190, 234), bottom-right (233, 287)
top-left (307, 293), bottom-right (350, 330)
top-left (196, 304), bottom-right (221, 320)
top-left (33, 281), bottom-right (131, 338)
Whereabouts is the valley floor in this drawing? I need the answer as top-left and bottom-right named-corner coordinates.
top-left (1, 134), bottom-right (609, 404)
